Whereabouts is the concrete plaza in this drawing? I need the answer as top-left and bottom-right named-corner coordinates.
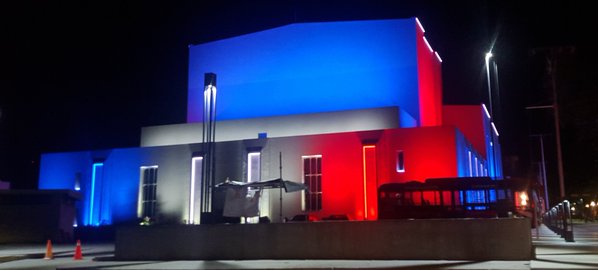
top-left (0, 223), bottom-right (597, 270)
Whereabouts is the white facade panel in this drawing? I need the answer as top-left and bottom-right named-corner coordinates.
top-left (141, 107), bottom-right (403, 147)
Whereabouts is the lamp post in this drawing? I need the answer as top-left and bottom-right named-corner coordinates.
top-left (530, 134), bottom-right (550, 211)
top-left (526, 103), bottom-right (565, 201)
top-left (485, 52), bottom-right (494, 116)
top-left (202, 73), bottom-right (217, 218)
top-left (485, 51), bottom-right (498, 179)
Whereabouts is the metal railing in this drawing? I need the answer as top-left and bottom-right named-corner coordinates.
top-left (543, 200), bottom-right (574, 242)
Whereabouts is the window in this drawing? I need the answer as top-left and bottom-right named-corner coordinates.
top-left (138, 166), bottom-right (158, 219)
top-left (302, 155), bottom-right (322, 211)
top-left (396, 150), bottom-right (405, 173)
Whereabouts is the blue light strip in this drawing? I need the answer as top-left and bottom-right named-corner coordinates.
top-left (89, 163), bottom-right (103, 226)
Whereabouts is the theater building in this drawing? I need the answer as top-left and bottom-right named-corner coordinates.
top-left (38, 18), bottom-right (502, 226)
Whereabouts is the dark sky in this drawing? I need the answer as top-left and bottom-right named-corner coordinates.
top-left (1, 1), bottom-right (596, 197)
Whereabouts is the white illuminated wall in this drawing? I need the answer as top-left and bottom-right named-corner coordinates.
top-left (141, 106), bottom-right (412, 147)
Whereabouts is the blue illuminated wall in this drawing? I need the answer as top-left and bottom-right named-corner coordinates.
top-left (38, 146), bottom-right (196, 226)
top-left (455, 129), bottom-right (472, 177)
top-left (187, 19), bottom-right (420, 123)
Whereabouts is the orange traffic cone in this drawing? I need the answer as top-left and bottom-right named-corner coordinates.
top-left (43, 240), bottom-right (53, 260)
top-left (73, 240), bottom-right (83, 260)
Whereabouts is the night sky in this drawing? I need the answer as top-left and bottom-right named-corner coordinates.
top-left (2, 1), bottom-right (596, 200)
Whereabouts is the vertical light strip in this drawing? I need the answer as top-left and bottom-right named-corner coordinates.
top-left (468, 151), bottom-right (472, 177)
top-left (415, 17), bottom-right (425, 33)
top-left (137, 168), bottom-right (144, 218)
top-left (423, 37), bottom-right (433, 53)
top-left (480, 163), bottom-right (484, 176)
top-left (89, 163), bottom-right (103, 225)
top-left (189, 157), bottom-right (203, 224)
top-left (362, 145), bottom-right (375, 220)
top-left (474, 157), bottom-right (479, 176)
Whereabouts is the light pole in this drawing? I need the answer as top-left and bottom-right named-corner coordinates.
top-left (485, 51), bottom-right (498, 179)
top-left (529, 46), bottom-right (573, 201)
top-left (485, 52), bottom-right (494, 116)
top-left (526, 103), bottom-right (565, 201)
top-left (530, 134), bottom-right (550, 211)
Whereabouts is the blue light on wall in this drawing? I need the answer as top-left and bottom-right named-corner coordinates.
top-left (89, 163), bottom-right (104, 226)
top-left (39, 152), bottom-right (90, 190)
top-left (187, 19), bottom-right (419, 123)
top-left (39, 149), bottom-right (146, 226)
top-left (455, 129), bottom-right (470, 177)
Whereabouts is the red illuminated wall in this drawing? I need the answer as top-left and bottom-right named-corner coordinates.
top-left (416, 22), bottom-right (443, 127)
top-left (377, 127), bottom-right (458, 185)
top-left (443, 105), bottom-right (487, 158)
top-left (288, 131), bottom-right (381, 221)
top-left (287, 127), bottom-right (462, 221)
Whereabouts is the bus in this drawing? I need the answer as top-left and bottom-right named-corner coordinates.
top-left (378, 177), bottom-right (533, 220)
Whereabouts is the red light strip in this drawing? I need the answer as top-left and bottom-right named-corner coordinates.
top-left (362, 145), bottom-right (376, 220)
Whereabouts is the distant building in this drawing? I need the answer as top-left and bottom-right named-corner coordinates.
top-left (38, 18), bottom-right (502, 226)
top-left (0, 190), bottom-right (79, 243)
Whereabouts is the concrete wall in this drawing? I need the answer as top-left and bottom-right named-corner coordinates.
top-left (115, 218), bottom-right (532, 260)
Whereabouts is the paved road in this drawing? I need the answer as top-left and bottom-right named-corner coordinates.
top-left (1, 222), bottom-right (597, 270)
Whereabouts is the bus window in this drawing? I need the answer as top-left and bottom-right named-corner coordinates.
top-left (442, 191), bottom-right (452, 207)
top-left (488, 189), bottom-right (497, 202)
top-left (412, 191), bottom-right (422, 206)
top-left (423, 191), bottom-right (440, 205)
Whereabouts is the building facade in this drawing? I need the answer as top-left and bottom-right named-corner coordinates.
top-left (38, 18), bottom-right (502, 226)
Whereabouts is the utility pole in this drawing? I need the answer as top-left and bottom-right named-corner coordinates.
top-left (529, 134), bottom-right (550, 210)
top-left (530, 46), bottom-right (574, 200)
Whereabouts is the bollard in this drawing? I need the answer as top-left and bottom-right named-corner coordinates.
top-left (563, 200), bottom-right (575, 242)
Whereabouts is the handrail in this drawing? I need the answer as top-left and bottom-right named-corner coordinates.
top-left (543, 200), bottom-right (574, 242)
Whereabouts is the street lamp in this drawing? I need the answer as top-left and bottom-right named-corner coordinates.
top-left (485, 52), bottom-right (494, 116)
top-left (485, 51), bottom-right (499, 179)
